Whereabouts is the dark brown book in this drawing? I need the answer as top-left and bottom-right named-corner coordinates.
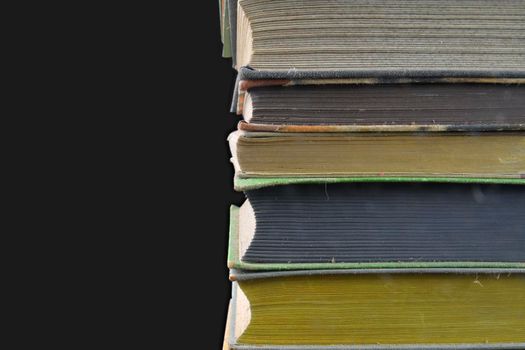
top-left (239, 83), bottom-right (525, 132)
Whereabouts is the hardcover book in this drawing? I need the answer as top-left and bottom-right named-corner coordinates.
top-left (237, 83), bottom-right (525, 131)
top-left (225, 270), bottom-right (525, 349)
top-left (228, 182), bottom-right (525, 271)
top-left (228, 130), bottom-right (525, 179)
top-left (228, 0), bottom-right (525, 73)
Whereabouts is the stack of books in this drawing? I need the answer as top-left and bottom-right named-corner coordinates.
top-left (219, 1), bottom-right (525, 349)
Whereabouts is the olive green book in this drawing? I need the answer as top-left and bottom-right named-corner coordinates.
top-left (229, 130), bottom-right (525, 180)
top-left (224, 270), bottom-right (525, 349)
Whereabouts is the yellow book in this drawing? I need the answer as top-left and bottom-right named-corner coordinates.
top-left (225, 270), bottom-right (525, 349)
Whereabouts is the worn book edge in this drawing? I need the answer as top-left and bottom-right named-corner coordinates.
top-left (234, 68), bottom-right (525, 112)
top-left (238, 121), bottom-right (525, 133)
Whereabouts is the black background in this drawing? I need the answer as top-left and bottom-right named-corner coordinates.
top-left (125, 2), bottom-right (246, 346)
top-left (177, 1), bottom-right (245, 347)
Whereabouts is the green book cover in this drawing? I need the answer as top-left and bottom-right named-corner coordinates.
top-left (234, 176), bottom-right (525, 191)
top-left (218, 0), bottom-right (232, 58)
top-left (221, 4), bottom-right (232, 58)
